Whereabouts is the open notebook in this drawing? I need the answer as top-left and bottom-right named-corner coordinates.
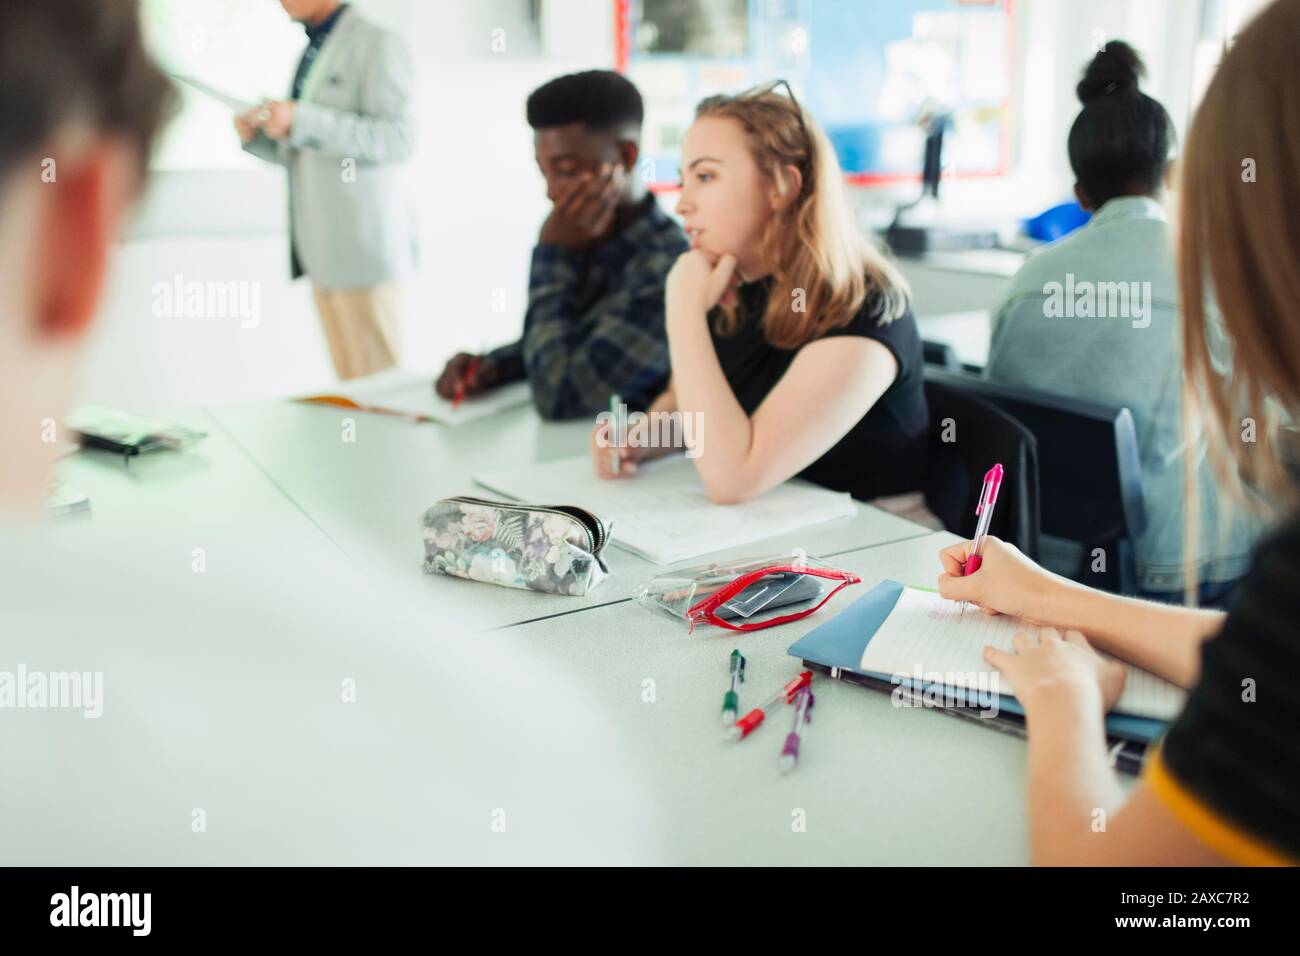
top-left (299, 368), bottom-right (531, 426)
top-left (474, 454), bottom-right (858, 565)
top-left (856, 586), bottom-right (1185, 722)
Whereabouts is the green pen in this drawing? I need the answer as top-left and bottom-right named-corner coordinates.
top-left (722, 649), bottom-right (746, 725)
top-left (609, 392), bottom-right (622, 476)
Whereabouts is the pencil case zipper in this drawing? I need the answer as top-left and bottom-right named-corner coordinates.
top-left (442, 496), bottom-right (609, 554)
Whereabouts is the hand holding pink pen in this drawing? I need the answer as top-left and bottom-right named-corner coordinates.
top-left (959, 463), bottom-right (1003, 616)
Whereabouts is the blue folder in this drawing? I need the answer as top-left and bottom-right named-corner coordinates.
top-left (787, 579), bottom-right (1168, 747)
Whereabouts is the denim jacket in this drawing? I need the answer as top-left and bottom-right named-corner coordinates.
top-left (986, 196), bottom-right (1264, 591)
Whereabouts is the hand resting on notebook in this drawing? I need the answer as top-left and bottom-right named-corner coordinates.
top-left (984, 628), bottom-right (1127, 717)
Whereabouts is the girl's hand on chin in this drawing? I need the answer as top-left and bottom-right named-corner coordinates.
top-left (668, 249), bottom-right (740, 314)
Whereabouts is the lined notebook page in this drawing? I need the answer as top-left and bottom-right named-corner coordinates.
top-left (474, 455), bottom-right (857, 564)
top-left (858, 587), bottom-right (1186, 721)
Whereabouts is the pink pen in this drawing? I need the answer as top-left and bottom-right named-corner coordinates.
top-left (960, 463), bottom-right (1003, 616)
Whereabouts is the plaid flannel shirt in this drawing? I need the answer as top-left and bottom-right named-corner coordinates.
top-left (487, 195), bottom-right (688, 420)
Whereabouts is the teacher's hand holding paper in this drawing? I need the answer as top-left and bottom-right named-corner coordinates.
top-left (233, 111), bottom-right (259, 144)
top-left (233, 100), bottom-right (293, 144)
top-left (257, 100), bottom-right (295, 140)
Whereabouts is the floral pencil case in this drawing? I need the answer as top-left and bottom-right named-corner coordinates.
top-left (420, 496), bottom-right (612, 596)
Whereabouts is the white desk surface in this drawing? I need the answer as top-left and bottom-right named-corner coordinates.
top-left (496, 530), bottom-right (1092, 865)
top-left (204, 400), bottom-right (934, 629)
top-left (54, 405), bottom-right (333, 553)
top-left (46, 399), bottom-right (1116, 864)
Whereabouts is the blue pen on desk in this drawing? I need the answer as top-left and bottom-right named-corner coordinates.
top-left (721, 649), bottom-right (746, 725)
top-left (779, 685), bottom-right (815, 773)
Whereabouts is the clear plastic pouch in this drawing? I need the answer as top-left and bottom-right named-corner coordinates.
top-left (633, 550), bottom-right (861, 633)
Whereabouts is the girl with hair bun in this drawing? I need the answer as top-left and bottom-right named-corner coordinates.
top-left (985, 40), bottom-right (1263, 606)
top-left (1069, 40), bottom-right (1176, 211)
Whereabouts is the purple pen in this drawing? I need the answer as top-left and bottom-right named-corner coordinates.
top-left (779, 686), bottom-right (815, 773)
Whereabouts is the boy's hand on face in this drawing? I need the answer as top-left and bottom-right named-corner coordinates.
top-left (434, 352), bottom-right (498, 400)
top-left (539, 163), bottom-right (625, 252)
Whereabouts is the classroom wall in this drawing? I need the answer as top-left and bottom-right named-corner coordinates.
top-left (80, 0), bottom-right (1207, 411)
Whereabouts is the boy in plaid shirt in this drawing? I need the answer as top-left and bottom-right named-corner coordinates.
top-left (435, 71), bottom-right (687, 420)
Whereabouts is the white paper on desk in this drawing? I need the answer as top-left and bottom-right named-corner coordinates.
top-left (473, 454), bottom-right (858, 565)
top-left (859, 587), bottom-right (1186, 722)
top-left (310, 368), bottom-right (532, 426)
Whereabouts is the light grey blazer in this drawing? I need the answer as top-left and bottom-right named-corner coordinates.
top-left (243, 6), bottom-right (417, 290)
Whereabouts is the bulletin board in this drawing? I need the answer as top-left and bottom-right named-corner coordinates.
top-left (617, 0), bottom-right (1014, 189)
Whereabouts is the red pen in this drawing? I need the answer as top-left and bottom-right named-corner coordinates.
top-left (960, 463), bottom-right (1003, 615)
top-left (725, 671), bottom-right (812, 742)
top-left (451, 355), bottom-right (480, 410)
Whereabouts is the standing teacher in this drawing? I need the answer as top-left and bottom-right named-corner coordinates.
top-left (235, 1), bottom-right (417, 380)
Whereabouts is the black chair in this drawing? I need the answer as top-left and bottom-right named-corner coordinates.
top-left (924, 368), bottom-right (1147, 594)
top-left (922, 338), bottom-right (962, 370)
top-left (922, 378), bottom-right (1040, 561)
